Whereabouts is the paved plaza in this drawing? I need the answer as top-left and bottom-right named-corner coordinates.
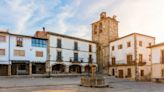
top-left (0, 76), bottom-right (164, 92)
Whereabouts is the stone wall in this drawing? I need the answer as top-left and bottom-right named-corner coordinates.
top-left (91, 12), bottom-right (119, 73)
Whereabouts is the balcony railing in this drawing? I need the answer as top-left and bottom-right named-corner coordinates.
top-left (138, 60), bottom-right (147, 66)
top-left (69, 57), bottom-right (83, 63)
top-left (110, 60), bottom-right (136, 66)
top-left (73, 46), bottom-right (80, 51)
top-left (57, 45), bottom-right (62, 48)
top-left (88, 58), bottom-right (93, 63)
top-left (56, 57), bottom-right (63, 62)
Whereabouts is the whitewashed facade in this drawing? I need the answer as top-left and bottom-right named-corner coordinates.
top-left (150, 43), bottom-right (164, 82)
top-left (9, 34), bottom-right (47, 63)
top-left (0, 31), bottom-right (9, 65)
top-left (46, 32), bottom-right (97, 73)
top-left (0, 31), bottom-right (48, 75)
top-left (109, 33), bottom-right (155, 80)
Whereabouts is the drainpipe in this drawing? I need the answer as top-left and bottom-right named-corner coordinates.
top-left (134, 34), bottom-right (138, 81)
top-left (47, 34), bottom-right (51, 78)
top-left (150, 47), bottom-right (152, 81)
top-left (8, 32), bottom-right (11, 76)
top-left (108, 43), bottom-right (110, 75)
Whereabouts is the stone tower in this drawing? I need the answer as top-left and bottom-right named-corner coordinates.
top-left (92, 12), bottom-right (119, 73)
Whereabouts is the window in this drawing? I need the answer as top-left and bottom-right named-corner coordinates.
top-left (0, 35), bottom-right (6, 42)
top-left (139, 41), bottom-right (142, 47)
top-left (94, 31), bottom-right (97, 35)
top-left (89, 45), bottom-right (92, 52)
top-left (74, 42), bottom-right (78, 50)
top-left (16, 37), bottom-right (23, 47)
top-left (118, 44), bottom-right (123, 49)
top-left (99, 23), bottom-right (103, 33)
top-left (74, 53), bottom-right (78, 61)
top-left (141, 70), bottom-right (144, 76)
top-left (149, 43), bottom-right (152, 46)
top-left (57, 51), bottom-right (62, 60)
top-left (94, 25), bottom-right (97, 34)
top-left (94, 25), bottom-right (97, 30)
top-left (127, 55), bottom-right (132, 65)
top-left (127, 68), bottom-right (131, 77)
top-left (112, 57), bottom-right (116, 65)
top-left (127, 42), bottom-right (131, 47)
top-left (57, 39), bottom-right (62, 48)
top-left (139, 54), bottom-right (143, 62)
top-left (89, 54), bottom-right (92, 63)
top-left (112, 46), bottom-right (115, 51)
top-left (32, 38), bottom-right (47, 48)
top-left (161, 50), bottom-right (164, 63)
top-left (162, 69), bottom-right (164, 77)
top-left (36, 51), bottom-right (43, 57)
top-left (14, 50), bottom-right (25, 56)
top-left (0, 49), bottom-right (5, 56)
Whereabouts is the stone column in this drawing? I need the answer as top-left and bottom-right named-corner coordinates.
top-left (8, 64), bottom-right (11, 76)
top-left (82, 66), bottom-right (85, 73)
top-left (65, 66), bottom-right (69, 73)
top-left (29, 62), bottom-right (32, 75)
top-left (46, 61), bottom-right (51, 74)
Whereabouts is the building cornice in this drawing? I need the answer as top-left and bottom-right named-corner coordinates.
top-left (148, 42), bottom-right (164, 48)
top-left (109, 33), bottom-right (155, 43)
top-left (47, 32), bottom-right (96, 44)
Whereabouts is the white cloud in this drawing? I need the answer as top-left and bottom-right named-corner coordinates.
top-left (4, 0), bottom-right (36, 34)
top-left (0, 0), bottom-right (163, 43)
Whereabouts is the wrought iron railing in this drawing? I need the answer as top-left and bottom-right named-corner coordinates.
top-left (69, 57), bottom-right (83, 63)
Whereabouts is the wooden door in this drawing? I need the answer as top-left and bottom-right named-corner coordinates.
top-left (118, 70), bottom-right (124, 78)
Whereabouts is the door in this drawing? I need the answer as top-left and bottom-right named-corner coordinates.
top-left (112, 69), bottom-right (115, 76)
top-left (127, 68), bottom-right (131, 77)
top-left (162, 50), bottom-right (164, 63)
top-left (118, 70), bottom-right (124, 78)
top-left (32, 65), bottom-right (36, 74)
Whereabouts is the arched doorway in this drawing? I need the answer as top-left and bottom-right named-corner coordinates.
top-left (52, 64), bottom-right (65, 74)
top-left (84, 65), bottom-right (91, 73)
top-left (69, 65), bottom-right (81, 73)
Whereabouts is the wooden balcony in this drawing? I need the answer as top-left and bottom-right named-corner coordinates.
top-left (138, 61), bottom-right (146, 66)
top-left (109, 60), bottom-right (136, 67)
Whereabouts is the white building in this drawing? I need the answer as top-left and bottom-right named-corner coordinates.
top-left (0, 31), bottom-right (10, 75)
top-left (149, 42), bottom-right (164, 82)
top-left (108, 33), bottom-right (155, 80)
top-left (35, 30), bottom-right (97, 74)
top-left (0, 31), bottom-right (48, 75)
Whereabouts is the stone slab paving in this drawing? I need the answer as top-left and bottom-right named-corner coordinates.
top-left (0, 76), bottom-right (164, 92)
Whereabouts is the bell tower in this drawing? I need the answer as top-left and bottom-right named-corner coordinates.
top-left (92, 12), bottom-right (119, 73)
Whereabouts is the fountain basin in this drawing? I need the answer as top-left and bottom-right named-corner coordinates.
top-left (80, 76), bottom-right (109, 88)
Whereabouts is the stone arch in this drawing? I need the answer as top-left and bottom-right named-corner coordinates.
top-left (84, 65), bottom-right (91, 73)
top-left (52, 64), bottom-right (66, 73)
top-left (69, 64), bottom-right (82, 73)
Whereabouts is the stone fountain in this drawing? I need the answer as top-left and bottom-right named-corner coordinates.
top-left (80, 64), bottom-right (109, 88)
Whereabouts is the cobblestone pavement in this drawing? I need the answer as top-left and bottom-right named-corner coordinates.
top-left (0, 76), bottom-right (164, 92)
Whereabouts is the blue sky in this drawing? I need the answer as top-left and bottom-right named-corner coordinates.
top-left (0, 0), bottom-right (163, 43)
